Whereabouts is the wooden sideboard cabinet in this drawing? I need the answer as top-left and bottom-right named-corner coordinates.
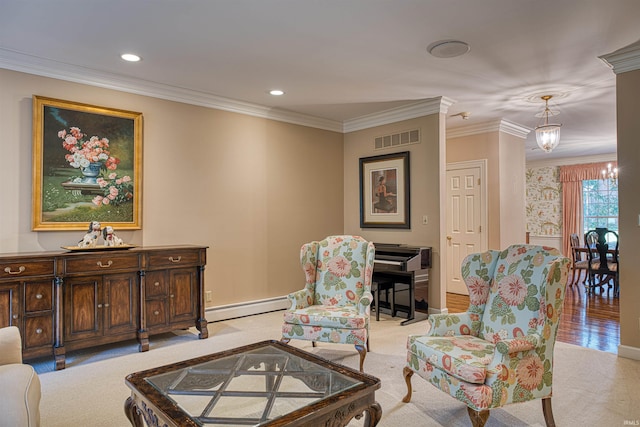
top-left (0, 245), bottom-right (208, 370)
top-left (0, 254), bottom-right (56, 361)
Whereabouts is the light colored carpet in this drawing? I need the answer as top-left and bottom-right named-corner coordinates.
top-left (31, 310), bottom-right (640, 426)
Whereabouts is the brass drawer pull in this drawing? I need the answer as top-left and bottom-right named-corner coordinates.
top-left (169, 256), bottom-right (182, 263)
top-left (97, 260), bottom-right (113, 268)
top-left (154, 282), bottom-right (160, 287)
top-left (36, 294), bottom-right (43, 299)
top-left (4, 266), bottom-right (26, 275)
top-left (104, 303), bottom-right (110, 308)
top-left (153, 310), bottom-right (159, 315)
top-left (12, 314), bottom-right (18, 320)
top-left (98, 304), bottom-right (103, 308)
top-left (36, 328), bottom-right (43, 334)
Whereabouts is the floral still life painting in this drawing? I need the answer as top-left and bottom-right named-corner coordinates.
top-left (32, 96), bottom-right (142, 230)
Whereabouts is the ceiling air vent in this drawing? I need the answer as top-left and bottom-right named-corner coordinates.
top-left (374, 129), bottom-right (420, 150)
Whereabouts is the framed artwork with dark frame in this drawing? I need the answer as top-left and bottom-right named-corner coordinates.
top-left (359, 151), bottom-right (410, 229)
top-left (32, 96), bottom-right (143, 231)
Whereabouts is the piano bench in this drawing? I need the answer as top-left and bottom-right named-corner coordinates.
top-left (373, 281), bottom-right (396, 321)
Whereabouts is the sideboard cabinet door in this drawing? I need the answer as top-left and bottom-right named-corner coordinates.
top-left (64, 276), bottom-right (103, 341)
top-left (0, 284), bottom-right (19, 328)
top-left (64, 273), bottom-right (138, 344)
top-left (169, 268), bottom-right (198, 324)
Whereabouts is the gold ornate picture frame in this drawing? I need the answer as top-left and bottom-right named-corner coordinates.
top-left (32, 96), bottom-right (143, 231)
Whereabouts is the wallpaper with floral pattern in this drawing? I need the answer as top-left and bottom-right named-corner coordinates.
top-left (526, 167), bottom-right (562, 237)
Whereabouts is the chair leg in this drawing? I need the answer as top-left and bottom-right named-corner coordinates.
top-left (402, 366), bottom-right (413, 403)
top-left (542, 397), bottom-right (556, 427)
top-left (366, 336), bottom-right (370, 352)
top-left (390, 283), bottom-right (396, 317)
top-left (312, 341), bottom-right (316, 347)
top-left (374, 283), bottom-right (380, 321)
top-left (467, 407), bottom-right (490, 427)
top-left (355, 344), bottom-right (366, 372)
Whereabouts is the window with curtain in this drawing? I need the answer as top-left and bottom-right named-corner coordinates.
top-left (582, 178), bottom-right (618, 234)
top-left (559, 161), bottom-right (617, 257)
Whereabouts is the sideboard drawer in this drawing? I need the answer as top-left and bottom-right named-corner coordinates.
top-left (63, 253), bottom-right (141, 274)
top-left (147, 250), bottom-right (200, 269)
top-left (0, 259), bottom-right (55, 279)
top-left (145, 300), bottom-right (167, 327)
top-left (24, 281), bottom-right (53, 312)
top-left (24, 315), bottom-right (54, 349)
top-left (145, 271), bottom-right (167, 297)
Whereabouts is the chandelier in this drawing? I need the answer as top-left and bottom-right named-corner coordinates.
top-left (602, 163), bottom-right (618, 185)
top-left (535, 95), bottom-right (562, 153)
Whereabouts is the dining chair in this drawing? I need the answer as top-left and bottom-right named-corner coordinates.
top-left (569, 233), bottom-right (589, 285)
top-left (584, 229), bottom-right (619, 296)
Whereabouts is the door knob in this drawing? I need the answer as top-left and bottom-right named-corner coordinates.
top-left (447, 236), bottom-right (452, 241)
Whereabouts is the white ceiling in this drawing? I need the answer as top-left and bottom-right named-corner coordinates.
top-left (2, 0), bottom-right (639, 162)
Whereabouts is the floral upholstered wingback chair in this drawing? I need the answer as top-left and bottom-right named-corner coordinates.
top-left (281, 235), bottom-right (375, 372)
top-left (402, 245), bottom-right (570, 427)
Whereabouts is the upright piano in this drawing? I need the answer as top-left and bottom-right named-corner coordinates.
top-left (372, 243), bottom-right (432, 325)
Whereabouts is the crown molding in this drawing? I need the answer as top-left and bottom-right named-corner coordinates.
top-left (0, 48), bottom-right (344, 132)
top-left (447, 119), bottom-right (531, 139)
top-left (1, 48), bottom-right (460, 134)
top-left (526, 153), bottom-right (617, 168)
top-left (343, 97), bottom-right (455, 133)
top-left (599, 40), bottom-right (640, 74)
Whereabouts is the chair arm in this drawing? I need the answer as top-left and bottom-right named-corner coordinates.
top-left (495, 334), bottom-right (542, 355)
top-left (285, 288), bottom-right (314, 310)
top-left (427, 313), bottom-right (473, 336)
top-left (0, 326), bottom-right (22, 365)
top-left (358, 291), bottom-right (373, 315)
top-left (0, 364), bottom-right (41, 426)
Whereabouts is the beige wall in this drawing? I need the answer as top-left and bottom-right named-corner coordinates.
top-left (0, 68), bottom-right (344, 306)
top-left (498, 131), bottom-right (527, 247)
top-left (343, 114), bottom-right (446, 311)
top-left (616, 68), bottom-right (640, 351)
top-left (447, 131), bottom-right (500, 249)
top-left (446, 129), bottom-right (527, 250)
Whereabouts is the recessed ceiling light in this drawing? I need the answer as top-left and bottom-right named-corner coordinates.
top-left (427, 40), bottom-right (470, 58)
top-left (121, 53), bottom-right (141, 62)
top-left (269, 90), bottom-right (285, 96)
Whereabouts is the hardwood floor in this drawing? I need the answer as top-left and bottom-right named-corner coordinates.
top-left (445, 275), bottom-right (620, 353)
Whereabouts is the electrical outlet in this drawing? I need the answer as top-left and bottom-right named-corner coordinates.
top-left (205, 291), bottom-right (212, 302)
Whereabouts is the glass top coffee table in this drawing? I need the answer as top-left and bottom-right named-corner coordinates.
top-left (125, 340), bottom-right (382, 426)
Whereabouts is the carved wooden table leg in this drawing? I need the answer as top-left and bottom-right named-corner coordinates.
top-left (124, 396), bottom-right (144, 427)
top-left (363, 402), bottom-right (383, 427)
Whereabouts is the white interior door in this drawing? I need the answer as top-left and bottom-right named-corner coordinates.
top-left (446, 161), bottom-right (486, 295)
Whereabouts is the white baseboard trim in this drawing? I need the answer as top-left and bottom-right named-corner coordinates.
top-left (205, 296), bottom-right (449, 322)
top-left (205, 296), bottom-right (289, 322)
top-left (618, 344), bottom-right (640, 361)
